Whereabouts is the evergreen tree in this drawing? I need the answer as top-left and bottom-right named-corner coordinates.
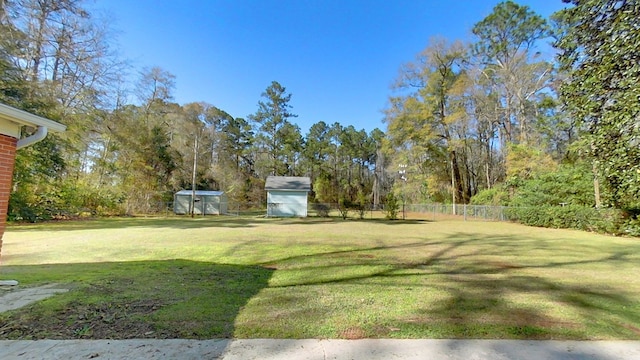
top-left (554, 0), bottom-right (640, 209)
top-left (249, 81), bottom-right (300, 177)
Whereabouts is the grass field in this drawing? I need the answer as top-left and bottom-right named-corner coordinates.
top-left (1, 216), bottom-right (639, 340)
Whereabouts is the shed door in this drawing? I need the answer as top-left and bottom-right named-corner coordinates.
top-left (204, 195), bottom-right (220, 215)
top-left (267, 191), bottom-right (307, 217)
top-left (174, 195), bottom-right (190, 214)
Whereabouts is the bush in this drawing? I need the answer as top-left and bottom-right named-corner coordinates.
top-left (620, 207), bottom-right (640, 236)
top-left (506, 205), bottom-right (622, 234)
top-left (470, 185), bottom-right (509, 206)
top-left (311, 202), bottom-right (330, 217)
top-left (338, 197), bottom-right (350, 220)
top-left (622, 218), bottom-right (640, 237)
top-left (356, 190), bottom-right (368, 219)
top-left (384, 192), bottom-right (400, 220)
top-left (9, 180), bottom-right (125, 222)
top-left (509, 163), bottom-right (596, 208)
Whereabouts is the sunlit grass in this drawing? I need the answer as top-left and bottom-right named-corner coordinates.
top-left (1, 216), bottom-right (639, 340)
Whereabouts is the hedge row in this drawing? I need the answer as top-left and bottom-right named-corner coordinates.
top-left (505, 205), bottom-right (625, 234)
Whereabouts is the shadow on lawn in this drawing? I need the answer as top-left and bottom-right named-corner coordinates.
top-left (351, 218), bottom-right (432, 225)
top-left (7, 216), bottom-right (261, 232)
top-left (8, 214), bottom-right (434, 233)
top-left (0, 259), bottom-right (273, 340)
top-left (288, 216), bottom-right (434, 226)
top-left (264, 232), bottom-right (640, 339)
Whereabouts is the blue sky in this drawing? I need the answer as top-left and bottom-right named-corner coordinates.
top-left (93, 0), bottom-right (568, 134)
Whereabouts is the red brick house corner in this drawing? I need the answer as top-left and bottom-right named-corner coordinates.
top-left (0, 102), bottom-right (66, 264)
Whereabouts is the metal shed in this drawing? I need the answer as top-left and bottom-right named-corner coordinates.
top-left (265, 176), bottom-right (311, 217)
top-left (174, 190), bottom-right (228, 215)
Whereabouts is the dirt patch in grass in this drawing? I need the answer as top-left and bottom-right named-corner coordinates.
top-left (338, 326), bottom-right (367, 339)
top-left (621, 323), bottom-right (640, 336)
top-left (403, 309), bottom-right (582, 339)
top-left (0, 299), bottom-right (179, 339)
top-left (0, 260), bottom-right (274, 340)
top-left (60, 300), bottom-right (167, 339)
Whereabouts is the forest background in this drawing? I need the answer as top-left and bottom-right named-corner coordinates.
top-left (1, 0), bottom-right (638, 234)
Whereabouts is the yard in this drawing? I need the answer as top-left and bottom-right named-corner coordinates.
top-left (0, 216), bottom-right (639, 340)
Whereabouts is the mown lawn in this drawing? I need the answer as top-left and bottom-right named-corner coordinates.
top-left (0, 216), bottom-right (639, 340)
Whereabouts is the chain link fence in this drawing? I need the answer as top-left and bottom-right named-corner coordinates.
top-left (405, 204), bottom-right (510, 221)
top-left (140, 201), bottom-right (627, 234)
top-left (155, 201), bottom-right (511, 222)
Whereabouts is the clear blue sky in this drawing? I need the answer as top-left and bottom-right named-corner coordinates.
top-left (92, 0), bottom-right (568, 134)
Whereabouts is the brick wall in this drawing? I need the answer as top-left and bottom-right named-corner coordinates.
top-left (0, 134), bottom-right (17, 263)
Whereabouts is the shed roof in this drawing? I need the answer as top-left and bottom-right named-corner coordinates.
top-left (265, 176), bottom-right (311, 191)
top-left (176, 190), bottom-right (225, 196)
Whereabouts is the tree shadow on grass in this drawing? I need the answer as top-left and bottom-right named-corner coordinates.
top-left (303, 216), bottom-right (433, 225)
top-left (261, 232), bottom-right (640, 339)
top-left (356, 218), bottom-right (432, 225)
top-left (0, 259), bottom-right (273, 340)
top-left (402, 274), bottom-right (640, 340)
top-left (7, 215), bottom-right (435, 233)
top-left (7, 216), bottom-right (262, 232)
top-left (3, 229), bottom-right (639, 340)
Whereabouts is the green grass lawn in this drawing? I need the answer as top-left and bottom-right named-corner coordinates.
top-left (1, 216), bottom-right (639, 340)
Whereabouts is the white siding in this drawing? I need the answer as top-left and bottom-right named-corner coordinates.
top-left (174, 195), bottom-right (191, 214)
top-left (267, 191), bottom-right (308, 217)
top-left (174, 193), bottom-right (227, 215)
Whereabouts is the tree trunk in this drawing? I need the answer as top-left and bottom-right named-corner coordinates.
top-left (592, 160), bottom-right (602, 208)
top-left (451, 155), bottom-right (456, 215)
top-left (451, 151), bottom-right (465, 204)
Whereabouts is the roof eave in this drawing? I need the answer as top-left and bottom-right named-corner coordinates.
top-left (265, 188), bottom-right (311, 191)
top-left (0, 102), bottom-right (67, 133)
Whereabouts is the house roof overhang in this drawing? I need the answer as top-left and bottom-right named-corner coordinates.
top-left (0, 102), bottom-right (66, 139)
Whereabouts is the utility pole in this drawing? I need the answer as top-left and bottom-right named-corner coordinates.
top-left (190, 134), bottom-right (199, 218)
top-left (451, 158), bottom-right (456, 215)
top-left (399, 164), bottom-right (407, 220)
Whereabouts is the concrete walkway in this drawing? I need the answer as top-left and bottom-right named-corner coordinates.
top-left (0, 283), bottom-right (69, 313)
top-left (0, 339), bottom-right (639, 360)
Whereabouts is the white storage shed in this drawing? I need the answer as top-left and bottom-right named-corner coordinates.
top-left (174, 190), bottom-right (228, 215)
top-left (265, 176), bottom-right (311, 217)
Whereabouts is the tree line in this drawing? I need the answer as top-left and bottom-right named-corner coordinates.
top-left (2, 0), bottom-right (639, 233)
top-left (1, 0), bottom-right (387, 218)
top-left (385, 0), bottom-right (640, 233)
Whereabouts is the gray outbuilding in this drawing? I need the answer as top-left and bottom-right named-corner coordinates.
top-left (174, 190), bottom-right (228, 215)
top-left (265, 176), bottom-right (311, 217)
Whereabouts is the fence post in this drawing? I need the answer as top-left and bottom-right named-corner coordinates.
top-left (464, 204), bottom-right (467, 221)
top-left (402, 202), bottom-right (406, 220)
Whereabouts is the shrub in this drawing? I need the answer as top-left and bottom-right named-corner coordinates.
top-left (311, 202), bottom-right (330, 217)
top-left (622, 218), bottom-right (640, 237)
top-left (9, 180), bottom-right (125, 222)
top-left (470, 185), bottom-right (509, 206)
top-left (620, 207), bottom-right (640, 236)
top-left (384, 192), bottom-right (400, 220)
top-left (338, 197), bottom-right (350, 220)
top-left (509, 163), bottom-right (596, 208)
top-left (506, 205), bottom-right (622, 234)
top-left (356, 190), bottom-right (368, 219)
